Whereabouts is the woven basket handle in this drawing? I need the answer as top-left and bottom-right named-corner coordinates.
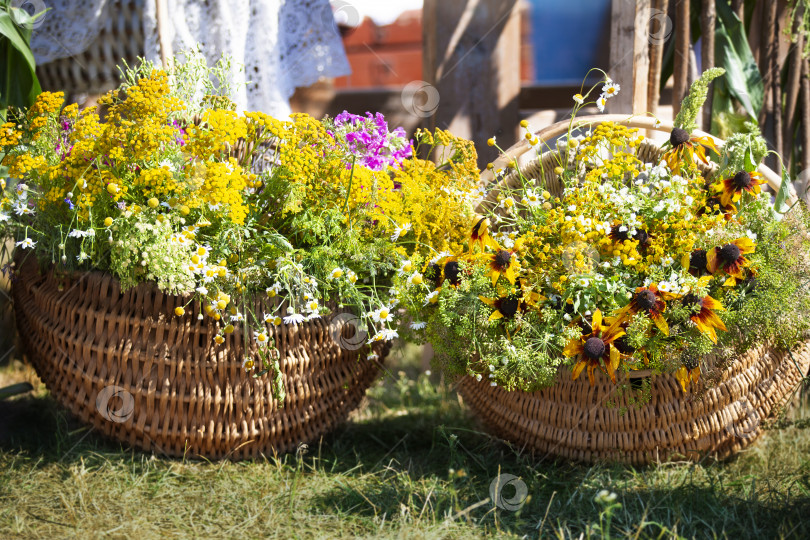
top-left (479, 114), bottom-right (787, 196)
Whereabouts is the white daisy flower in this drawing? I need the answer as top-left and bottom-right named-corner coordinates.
top-left (602, 82), bottom-right (620, 98)
top-left (407, 272), bottom-right (424, 286)
top-left (0, 213), bottom-right (9, 222)
top-left (283, 312), bottom-right (305, 325)
top-left (371, 307), bottom-right (394, 323)
top-left (398, 259), bottom-right (414, 275)
top-left (196, 286), bottom-right (208, 295)
top-left (573, 93), bottom-right (584, 105)
top-left (241, 357), bottom-right (255, 371)
top-left (305, 300), bottom-right (319, 313)
top-left (596, 95), bottom-right (607, 112)
top-left (346, 271), bottom-right (358, 284)
top-left (263, 313), bottom-right (275, 324)
top-left (77, 251), bottom-right (89, 262)
top-left (410, 321), bottom-right (427, 330)
top-left (367, 353), bottom-right (379, 361)
top-left (423, 290), bottom-right (439, 306)
top-left (68, 228), bottom-right (96, 238)
top-left (255, 332), bottom-right (269, 345)
top-left (523, 190), bottom-right (541, 208)
top-left (430, 251), bottom-right (451, 265)
top-left (390, 222), bottom-right (412, 242)
top-left (16, 237), bottom-right (35, 249)
top-left (330, 267), bottom-right (344, 279)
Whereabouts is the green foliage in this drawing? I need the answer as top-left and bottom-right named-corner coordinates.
top-left (0, 1), bottom-right (44, 121)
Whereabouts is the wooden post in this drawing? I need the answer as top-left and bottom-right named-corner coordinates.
top-left (784, 6), bottom-right (804, 172)
top-left (673, 0), bottom-right (690, 117)
top-left (647, 0), bottom-right (669, 116)
top-left (423, 0), bottom-right (521, 169)
top-left (609, 0), bottom-right (650, 114)
top-left (155, 0), bottom-right (173, 69)
top-left (700, 0), bottom-right (716, 131)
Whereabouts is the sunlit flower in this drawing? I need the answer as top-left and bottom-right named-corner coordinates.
top-left (706, 237), bottom-right (755, 285)
top-left (662, 127), bottom-right (719, 174)
top-left (596, 96), bottom-right (607, 112)
top-left (601, 82), bottom-right (620, 98)
top-left (682, 293), bottom-right (726, 344)
top-left (407, 272), bottom-right (424, 286)
top-left (283, 312), bottom-right (305, 325)
top-left (573, 93), bottom-right (584, 105)
top-left (615, 284), bottom-right (675, 335)
top-left (485, 249), bottom-right (519, 286)
top-left (469, 216), bottom-right (496, 251)
top-left (330, 267), bottom-right (344, 279)
top-left (242, 357), bottom-right (255, 371)
top-left (563, 310), bottom-right (625, 385)
top-left (715, 170), bottom-right (766, 207)
top-left (410, 321), bottom-right (426, 330)
top-left (390, 222), bottom-right (411, 241)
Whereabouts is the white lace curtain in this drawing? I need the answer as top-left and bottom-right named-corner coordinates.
top-left (31, 0), bottom-right (351, 118)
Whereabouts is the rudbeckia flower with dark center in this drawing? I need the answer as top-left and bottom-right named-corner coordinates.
top-left (706, 237), bottom-right (755, 285)
top-left (615, 284), bottom-right (674, 335)
top-left (676, 355), bottom-right (701, 393)
top-left (563, 309), bottom-right (625, 385)
top-left (478, 294), bottom-right (520, 321)
top-left (716, 170), bottom-right (765, 207)
top-left (444, 260), bottom-right (461, 286)
top-left (485, 249), bottom-right (518, 286)
top-left (662, 127), bottom-right (719, 174)
top-left (681, 293), bottom-right (727, 344)
top-left (680, 248), bottom-right (708, 276)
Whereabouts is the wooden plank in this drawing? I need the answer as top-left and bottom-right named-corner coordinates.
top-left (673, 0), bottom-right (690, 117)
top-left (647, 0), bottom-right (669, 115)
top-left (609, 0), bottom-right (650, 114)
top-left (422, 0), bottom-right (521, 168)
top-left (700, 0), bottom-right (716, 130)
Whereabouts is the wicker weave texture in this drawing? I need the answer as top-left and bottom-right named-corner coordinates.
top-left (36, 0), bottom-right (144, 95)
top-left (459, 341), bottom-right (810, 464)
top-left (12, 258), bottom-right (386, 459)
top-left (462, 118), bottom-right (809, 463)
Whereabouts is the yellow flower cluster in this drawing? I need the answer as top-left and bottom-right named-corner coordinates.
top-left (185, 109), bottom-right (248, 158)
top-left (27, 91), bottom-right (65, 117)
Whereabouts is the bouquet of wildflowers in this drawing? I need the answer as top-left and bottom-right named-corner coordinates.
top-left (395, 70), bottom-right (810, 394)
top-left (0, 54), bottom-right (478, 395)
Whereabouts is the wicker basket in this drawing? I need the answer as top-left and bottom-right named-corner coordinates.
top-left (12, 257), bottom-right (387, 459)
top-left (459, 115), bottom-right (808, 464)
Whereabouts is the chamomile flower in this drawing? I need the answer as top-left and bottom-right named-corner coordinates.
top-left (369, 329), bottom-right (399, 343)
top-left (266, 282), bottom-right (282, 297)
top-left (371, 306), bottom-right (394, 323)
top-left (330, 267), bottom-right (344, 279)
top-left (601, 81), bottom-right (620, 98)
top-left (242, 357), bottom-right (255, 371)
top-left (15, 237), bottom-right (35, 249)
top-left (305, 300), bottom-right (319, 313)
top-left (410, 321), bottom-right (427, 330)
top-left (398, 259), bottom-right (414, 275)
top-left (346, 271), bottom-right (358, 284)
top-left (424, 290), bottom-right (439, 305)
top-left (283, 312), bottom-right (305, 325)
top-left (596, 95), bottom-right (607, 112)
top-left (573, 93), bottom-right (584, 105)
top-left (523, 190), bottom-right (542, 208)
top-left (407, 272), bottom-right (424, 286)
top-left (390, 222), bottom-right (412, 241)
top-left (255, 332), bottom-right (269, 345)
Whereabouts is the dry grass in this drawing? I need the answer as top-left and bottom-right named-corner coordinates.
top-left (0, 343), bottom-right (809, 539)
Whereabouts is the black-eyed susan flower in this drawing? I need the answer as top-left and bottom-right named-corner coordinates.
top-left (479, 294), bottom-right (520, 321)
top-left (706, 238), bottom-right (755, 285)
top-left (615, 284), bottom-right (674, 335)
top-left (563, 309), bottom-right (625, 385)
top-left (681, 293), bottom-right (727, 344)
top-left (484, 249), bottom-right (519, 286)
top-left (715, 170), bottom-right (765, 207)
top-left (681, 248), bottom-right (708, 277)
top-left (663, 127), bottom-right (719, 174)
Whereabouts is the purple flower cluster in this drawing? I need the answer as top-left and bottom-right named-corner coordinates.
top-left (331, 111), bottom-right (412, 171)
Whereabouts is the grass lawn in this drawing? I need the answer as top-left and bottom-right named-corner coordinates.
top-left (1, 343), bottom-right (809, 539)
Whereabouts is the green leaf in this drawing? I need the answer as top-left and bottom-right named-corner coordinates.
top-left (774, 167), bottom-right (791, 215)
top-left (743, 147), bottom-right (756, 173)
top-left (0, 12), bottom-right (35, 71)
top-left (714, 0), bottom-right (763, 120)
